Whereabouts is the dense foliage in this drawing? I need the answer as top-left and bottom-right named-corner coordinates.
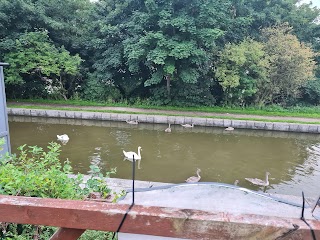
top-left (0, 141), bottom-right (116, 239)
top-left (0, 0), bottom-right (319, 107)
top-left (3, 31), bottom-right (82, 99)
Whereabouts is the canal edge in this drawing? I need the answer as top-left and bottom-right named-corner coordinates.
top-left (7, 107), bottom-right (320, 134)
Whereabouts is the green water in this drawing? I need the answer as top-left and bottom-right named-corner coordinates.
top-left (8, 116), bottom-right (320, 197)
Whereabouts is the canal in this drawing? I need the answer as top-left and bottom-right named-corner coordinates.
top-left (8, 115), bottom-right (320, 197)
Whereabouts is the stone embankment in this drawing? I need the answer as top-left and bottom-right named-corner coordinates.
top-left (8, 107), bottom-right (320, 134)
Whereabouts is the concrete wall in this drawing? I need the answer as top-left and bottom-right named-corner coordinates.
top-left (8, 108), bottom-right (320, 134)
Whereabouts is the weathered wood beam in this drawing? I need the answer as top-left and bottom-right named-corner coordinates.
top-left (0, 195), bottom-right (319, 239)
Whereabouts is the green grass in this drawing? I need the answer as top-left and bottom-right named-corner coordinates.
top-left (8, 102), bottom-right (320, 125)
top-left (8, 98), bottom-right (320, 118)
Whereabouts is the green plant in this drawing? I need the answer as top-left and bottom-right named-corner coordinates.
top-left (79, 230), bottom-right (115, 240)
top-left (0, 142), bottom-right (117, 239)
top-left (0, 143), bottom-right (82, 198)
top-left (0, 224), bottom-right (57, 240)
top-left (81, 73), bottom-right (121, 102)
top-left (82, 164), bottom-right (116, 199)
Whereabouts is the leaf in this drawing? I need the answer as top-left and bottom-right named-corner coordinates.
top-left (144, 69), bottom-right (164, 87)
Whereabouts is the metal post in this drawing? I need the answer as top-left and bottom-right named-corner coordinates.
top-left (0, 62), bottom-right (11, 157)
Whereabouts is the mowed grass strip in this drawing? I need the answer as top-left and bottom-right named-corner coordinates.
top-left (8, 99), bottom-right (320, 118)
top-left (8, 104), bottom-right (320, 125)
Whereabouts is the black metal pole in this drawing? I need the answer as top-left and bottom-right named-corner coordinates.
top-left (132, 154), bottom-right (135, 204)
top-left (112, 154), bottom-right (136, 240)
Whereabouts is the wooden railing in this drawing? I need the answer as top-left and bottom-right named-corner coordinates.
top-left (0, 195), bottom-right (319, 239)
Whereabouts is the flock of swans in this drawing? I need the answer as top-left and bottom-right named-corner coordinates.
top-left (125, 119), bottom-right (271, 188)
top-left (185, 168), bottom-right (270, 187)
top-left (126, 119), bottom-right (235, 133)
top-left (57, 122), bottom-right (269, 188)
top-left (120, 143), bottom-right (270, 187)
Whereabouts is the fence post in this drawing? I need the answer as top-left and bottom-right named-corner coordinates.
top-left (0, 62), bottom-right (11, 157)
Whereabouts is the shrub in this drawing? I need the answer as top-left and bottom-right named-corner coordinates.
top-left (0, 142), bottom-right (116, 239)
top-left (302, 78), bottom-right (320, 105)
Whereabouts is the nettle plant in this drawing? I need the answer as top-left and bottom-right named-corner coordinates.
top-left (0, 142), bottom-right (116, 199)
top-left (83, 164), bottom-right (117, 199)
top-left (0, 142), bottom-right (82, 198)
top-left (0, 141), bottom-right (117, 239)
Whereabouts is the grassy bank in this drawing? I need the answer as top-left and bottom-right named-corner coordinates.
top-left (8, 105), bottom-right (320, 124)
top-left (8, 99), bottom-right (320, 118)
top-left (7, 99), bottom-right (320, 125)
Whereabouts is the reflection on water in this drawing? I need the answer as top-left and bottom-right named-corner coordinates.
top-left (8, 116), bottom-right (320, 197)
top-left (123, 158), bottom-right (142, 169)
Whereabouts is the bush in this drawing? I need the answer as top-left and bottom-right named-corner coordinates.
top-left (81, 73), bottom-right (121, 102)
top-left (302, 78), bottom-right (320, 105)
top-left (149, 81), bottom-right (216, 107)
top-left (0, 143), bottom-right (83, 198)
top-left (0, 142), bottom-right (116, 239)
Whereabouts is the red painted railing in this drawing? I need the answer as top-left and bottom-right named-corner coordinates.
top-left (0, 195), bottom-right (319, 240)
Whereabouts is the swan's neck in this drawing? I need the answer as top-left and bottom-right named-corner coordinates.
top-left (265, 173), bottom-right (269, 183)
top-left (197, 171), bottom-right (201, 178)
top-left (168, 123), bottom-right (171, 128)
top-left (138, 148), bottom-right (141, 157)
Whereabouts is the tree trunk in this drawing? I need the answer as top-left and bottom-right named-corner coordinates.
top-left (166, 75), bottom-right (171, 97)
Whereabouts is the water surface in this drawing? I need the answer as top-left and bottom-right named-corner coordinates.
top-left (8, 116), bottom-right (320, 197)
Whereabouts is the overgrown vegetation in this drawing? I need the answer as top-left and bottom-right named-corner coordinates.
top-left (0, 0), bottom-right (319, 107)
top-left (0, 142), bottom-right (116, 239)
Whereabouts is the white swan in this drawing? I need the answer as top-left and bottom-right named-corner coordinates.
top-left (185, 168), bottom-right (201, 183)
top-left (181, 123), bottom-right (194, 128)
top-left (225, 127), bottom-right (234, 131)
top-left (57, 134), bottom-right (69, 141)
top-left (165, 123), bottom-right (171, 133)
top-left (126, 120), bottom-right (138, 125)
top-left (245, 172), bottom-right (270, 187)
top-left (123, 146), bottom-right (142, 160)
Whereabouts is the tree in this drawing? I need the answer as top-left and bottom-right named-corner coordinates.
top-left (35, 0), bottom-right (93, 54)
top-left (259, 24), bottom-right (316, 105)
top-left (0, 0), bottom-right (92, 99)
top-left (215, 24), bottom-right (316, 106)
top-left (3, 31), bottom-right (82, 99)
top-left (0, 0), bottom-right (38, 39)
top-left (228, 0), bottom-right (297, 39)
top-left (89, 0), bottom-right (237, 104)
top-left (302, 78), bottom-right (320, 105)
top-left (0, 0), bottom-right (92, 56)
top-left (215, 38), bottom-right (269, 106)
top-left (287, 1), bottom-right (320, 47)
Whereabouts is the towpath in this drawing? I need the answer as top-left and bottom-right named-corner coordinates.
top-left (7, 101), bottom-right (320, 123)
